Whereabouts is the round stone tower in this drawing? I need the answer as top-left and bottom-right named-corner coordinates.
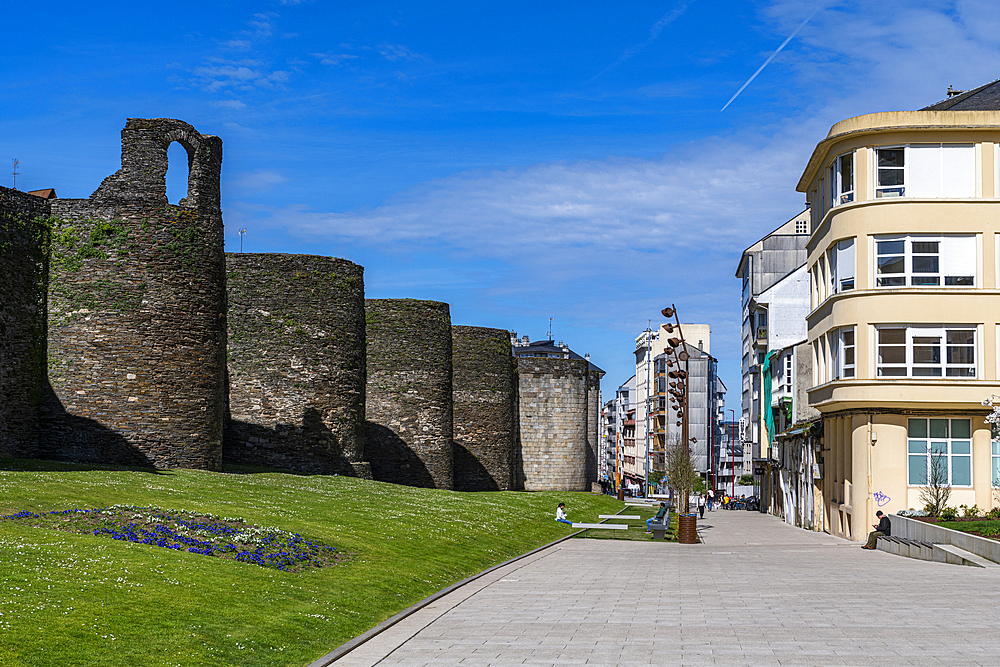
top-left (516, 357), bottom-right (589, 491)
top-left (452, 325), bottom-right (517, 491)
top-left (224, 253), bottom-right (368, 475)
top-left (365, 299), bottom-right (453, 489)
top-left (43, 118), bottom-right (227, 469)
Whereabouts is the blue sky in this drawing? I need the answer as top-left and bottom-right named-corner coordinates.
top-left (5, 0), bottom-right (1000, 401)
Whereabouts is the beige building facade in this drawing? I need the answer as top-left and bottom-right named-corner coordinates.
top-left (799, 105), bottom-right (1000, 540)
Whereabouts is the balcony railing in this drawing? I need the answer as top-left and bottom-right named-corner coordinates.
top-left (755, 326), bottom-right (768, 343)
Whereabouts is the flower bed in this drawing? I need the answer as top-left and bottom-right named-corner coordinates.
top-left (1, 505), bottom-right (344, 571)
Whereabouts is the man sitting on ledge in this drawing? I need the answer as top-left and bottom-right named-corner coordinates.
top-left (862, 511), bottom-right (891, 549)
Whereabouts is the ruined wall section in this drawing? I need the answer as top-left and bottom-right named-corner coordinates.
top-left (0, 187), bottom-right (51, 456)
top-left (225, 253), bottom-right (368, 476)
top-left (452, 326), bottom-right (516, 491)
top-left (365, 299), bottom-right (453, 489)
top-left (42, 118), bottom-right (226, 469)
top-left (517, 357), bottom-right (589, 491)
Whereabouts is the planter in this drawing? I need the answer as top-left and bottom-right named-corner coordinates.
top-left (677, 513), bottom-right (698, 544)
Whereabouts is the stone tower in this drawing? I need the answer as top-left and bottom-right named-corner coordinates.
top-left (42, 118), bottom-right (227, 469)
top-left (224, 253), bottom-right (369, 475)
top-left (364, 299), bottom-right (453, 488)
top-left (452, 325), bottom-right (517, 491)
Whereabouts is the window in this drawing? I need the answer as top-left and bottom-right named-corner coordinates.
top-left (840, 328), bottom-right (855, 378)
top-left (830, 152), bottom-right (854, 205)
top-left (796, 219), bottom-right (809, 234)
top-left (877, 326), bottom-right (976, 378)
top-left (785, 354), bottom-right (792, 389)
top-left (907, 419), bottom-right (972, 486)
top-left (875, 144), bottom-right (975, 199)
top-left (875, 235), bottom-right (975, 287)
top-left (829, 239), bottom-right (855, 292)
top-left (993, 440), bottom-right (1000, 487)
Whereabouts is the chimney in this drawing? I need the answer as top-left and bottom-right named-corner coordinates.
top-left (558, 340), bottom-right (564, 347)
top-left (585, 353), bottom-right (590, 361)
top-left (522, 335), bottom-right (529, 345)
top-left (510, 330), bottom-right (518, 346)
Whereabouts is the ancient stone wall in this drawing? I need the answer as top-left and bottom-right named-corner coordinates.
top-left (517, 357), bottom-right (589, 491)
top-left (587, 369), bottom-right (602, 486)
top-left (365, 299), bottom-right (453, 489)
top-left (0, 187), bottom-right (52, 456)
top-left (41, 118), bottom-right (227, 469)
top-left (452, 326), bottom-right (517, 491)
top-left (224, 253), bottom-right (368, 475)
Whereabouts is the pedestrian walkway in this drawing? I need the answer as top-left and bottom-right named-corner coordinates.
top-left (330, 509), bottom-right (1000, 666)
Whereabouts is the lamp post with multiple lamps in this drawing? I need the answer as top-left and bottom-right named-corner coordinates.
top-left (660, 304), bottom-right (694, 515)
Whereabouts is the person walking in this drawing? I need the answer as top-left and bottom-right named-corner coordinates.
top-left (707, 489), bottom-right (715, 511)
top-left (555, 503), bottom-right (572, 526)
top-left (862, 511), bottom-right (891, 549)
top-left (697, 493), bottom-right (706, 519)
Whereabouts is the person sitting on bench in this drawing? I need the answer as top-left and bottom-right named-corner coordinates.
top-left (645, 502), bottom-right (668, 533)
top-left (862, 511), bottom-right (891, 549)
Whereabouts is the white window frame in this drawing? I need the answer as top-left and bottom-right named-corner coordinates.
top-left (907, 418), bottom-right (973, 487)
top-left (876, 325), bottom-right (977, 378)
top-left (829, 238), bottom-right (855, 293)
top-left (830, 152), bottom-right (854, 206)
top-left (874, 234), bottom-right (976, 288)
top-left (874, 144), bottom-right (976, 199)
top-left (993, 440), bottom-right (1000, 488)
top-left (840, 327), bottom-right (855, 379)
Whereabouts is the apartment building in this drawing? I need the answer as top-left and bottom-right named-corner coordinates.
top-left (602, 375), bottom-right (636, 489)
top-left (634, 324), bottom-right (722, 493)
top-left (735, 212), bottom-right (811, 509)
top-left (799, 80), bottom-right (1000, 540)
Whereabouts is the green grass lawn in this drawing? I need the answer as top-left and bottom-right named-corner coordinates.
top-left (572, 506), bottom-right (677, 541)
top-left (0, 459), bottom-right (623, 667)
top-left (936, 518), bottom-right (1000, 538)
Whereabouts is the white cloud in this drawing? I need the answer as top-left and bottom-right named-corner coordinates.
top-left (228, 170), bottom-right (289, 191)
top-left (210, 99), bottom-right (247, 110)
top-left (313, 52), bottom-right (359, 66)
top-left (378, 44), bottom-right (429, 62)
top-left (192, 58), bottom-right (290, 92)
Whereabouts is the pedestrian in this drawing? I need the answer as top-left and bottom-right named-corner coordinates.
top-left (707, 489), bottom-right (715, 511)
top-left (697, 493), bottom-right (706, 518)
top-left (862, 511), bottom-right (891, 549)
top-left (556, 502), bottom-right (572, 525)
top-left (645, 502), bottom-right (668, 532)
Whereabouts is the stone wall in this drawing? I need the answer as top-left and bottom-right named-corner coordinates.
top-left (365, 299), bottom-right (453, 488)
top-left (586, 369), bottom-right (602, 486)
top-left (224, 253), bottom-right (368, 475)
top-left (0, 187), bottom-right (52, 456)
top-left (40, 118), bottom-right (227, 469)
top-left (452, 326), bottom-right (517, 491)
top-left (517, 357), bottom-right (589, 491)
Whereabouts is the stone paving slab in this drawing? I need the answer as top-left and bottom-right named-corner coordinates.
top-left (331, 509), bottom-right (1000, 666)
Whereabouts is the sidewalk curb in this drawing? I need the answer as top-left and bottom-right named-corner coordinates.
top-left (305, 505), bottom-right (630, 667)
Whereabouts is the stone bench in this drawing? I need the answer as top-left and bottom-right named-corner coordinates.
top-left (647, 522), bottom-right (669, 540)
top-left (571, 523), bottom-right (628, 530)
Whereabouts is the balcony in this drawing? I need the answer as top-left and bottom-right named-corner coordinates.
top-left (755, 326), bottom-right (768, 345)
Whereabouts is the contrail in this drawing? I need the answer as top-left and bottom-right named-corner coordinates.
top-left (593, 2), bottom-right (693, 79)
top-left (721, 7), bottom-right (819, 111)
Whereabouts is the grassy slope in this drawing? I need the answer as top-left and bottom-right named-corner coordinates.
top-left (0, 459), bottom-right (622, 667)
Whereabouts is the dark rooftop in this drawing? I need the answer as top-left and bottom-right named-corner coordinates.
top-left (921, 78), bottom-right (1000, 111)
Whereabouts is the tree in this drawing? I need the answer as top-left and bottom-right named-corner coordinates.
top-left (919, 453), bottom-right (951, 517)
top-left (665, 434), bottom-right (698, 514)
top-left (738, 473), bottom-right (755, 486)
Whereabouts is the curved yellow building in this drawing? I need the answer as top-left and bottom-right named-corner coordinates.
top-left (798, 103), bottom-right (1000, 540)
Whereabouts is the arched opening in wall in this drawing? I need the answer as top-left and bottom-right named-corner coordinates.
top-left (166, 141), bottom-right (192, 205)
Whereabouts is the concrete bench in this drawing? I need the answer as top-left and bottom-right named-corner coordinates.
top-left (572, 523), bottom-right (628, 530)
top-left (599, 514), bottom-right (640, 519)
top-left (647, 522), bottom-right (669, 540)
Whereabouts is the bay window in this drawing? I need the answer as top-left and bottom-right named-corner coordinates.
top-left (877, 326), bottom-right (976, 378)
top-left (875, 234), bottom-right (975, 287)
top-left (829, 238), bottom-right (855, 293)
top-left (907, 418), bottom-right (972, 486)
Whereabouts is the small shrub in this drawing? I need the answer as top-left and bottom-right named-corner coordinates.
top-left (988, 507), bottom-right (1000, 520)
top-left (981, 526), bottom-right (1000, 537)
top-left (940, 506), bottom-right (959, 521)
top-left (964, 504), bottom-right (981, 518)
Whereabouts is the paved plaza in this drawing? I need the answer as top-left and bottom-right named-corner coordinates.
top-left (332, 509), bottom-right (1000, 666)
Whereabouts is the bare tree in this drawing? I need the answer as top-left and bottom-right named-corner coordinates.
top-left (919, 453), bottom-right (951, 517)
top-left (665, 434), bottom-right (698, 515)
